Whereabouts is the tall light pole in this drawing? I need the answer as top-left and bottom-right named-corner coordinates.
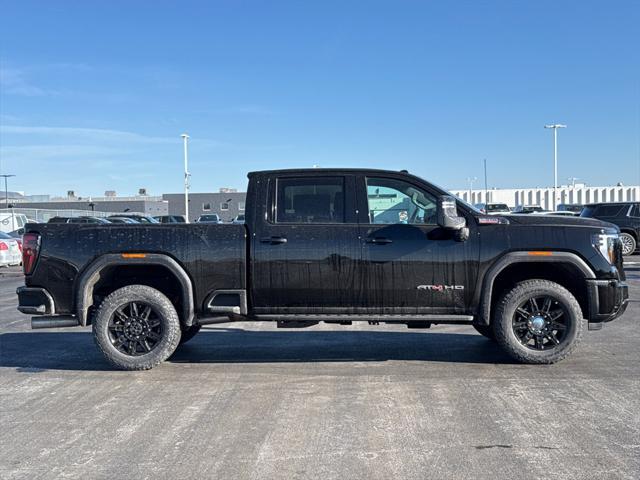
top-left (483, 159), bottom-right (488, 202)
top-left (0, 174), bottom-right (15, 209)
top-left (181, 134), bottom-right (190, 223)
top-left (544, 124), bottom-right (566, 210)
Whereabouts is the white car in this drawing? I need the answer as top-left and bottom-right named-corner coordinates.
top-left (474, 203), bottom-right (511, 215)
top-left (0, 231), bottom-right (22, 267)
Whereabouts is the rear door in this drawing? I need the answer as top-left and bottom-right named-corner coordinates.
top-left (251, 174), bottom-right (362, 313)
top-left (357, 174), bottom-right (479, 314)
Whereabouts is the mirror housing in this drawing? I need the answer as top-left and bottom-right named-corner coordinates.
top-left (437, 195), bottom-right (466, 230)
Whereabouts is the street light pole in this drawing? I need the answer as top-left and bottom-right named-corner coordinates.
top-left (544, 124), bottom-right (566, 210)
top-left (181, 134), bottom-right (190, 223)
top-left (0, 174), bottom-right (16, 209)
top-left (483, 159), bottom-right (488, 202)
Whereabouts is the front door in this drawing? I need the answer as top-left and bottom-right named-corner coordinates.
top-left (357, 175), bottom-right (479, 314)
top-left (251, 174), bottom-right (362, 313)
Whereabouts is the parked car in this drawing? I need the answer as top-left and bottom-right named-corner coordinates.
top-left (106, 217), bottom-right (139, 224)
top-left (0, 231), bottom-right (22, 267)
top-left (557, 203), bottom-right (584, 214)
top-left (8, 227), bottom-right (25, 238)
top-left (231, 214), bottom-right (245, 224)
top-left (196, 214), bottom-right (223, 224)
top-left (473, 203), bottom-right (510, 215)
top-left (47, 216), bottom-right (111, 224)
top-left (107, 214), bottom-right (159, 224)
top-left (0, 213), bottom-right (29, 233)
top-left (581, 202), bottom-right (640, 255)
top-left (513, 205), bottom-right (546, 214)
top-left (17, 168), bottom-right (629, 370)
top-left (154, 215), bottom-right (186, 224)
top-left (538, 211), bottom-right (580, 217)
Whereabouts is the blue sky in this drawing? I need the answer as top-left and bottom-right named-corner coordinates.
top-left (1, 1), bottom-right (638, 197)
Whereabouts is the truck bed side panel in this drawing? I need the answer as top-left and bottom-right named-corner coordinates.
top-left (24, 224), bottom-right (246, 315)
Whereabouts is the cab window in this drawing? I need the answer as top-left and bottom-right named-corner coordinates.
top-left (276, 177), bottom-right (345, 224)
top-left (366, 177), bottom-right (437, 225)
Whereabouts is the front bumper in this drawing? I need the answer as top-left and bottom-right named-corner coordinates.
top-left (586, 279), bottom-right (629, 323)
top-left (16, 286), bottom-right (56, 315)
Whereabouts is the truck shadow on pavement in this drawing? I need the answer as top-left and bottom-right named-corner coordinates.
top-left (0, 328), bottom-right (516, 371)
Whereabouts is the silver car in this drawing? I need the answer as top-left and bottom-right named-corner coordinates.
top-left (0, 231), bottom-right (22, 267)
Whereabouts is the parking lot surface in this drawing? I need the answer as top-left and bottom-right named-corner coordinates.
top-left (1, 263), bottom-right (639, 480)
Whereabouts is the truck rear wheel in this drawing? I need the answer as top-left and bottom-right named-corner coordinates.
top-left (493, 280), bottom-right (583, 364)
top-left (93, 285), bottom-right (182, 370)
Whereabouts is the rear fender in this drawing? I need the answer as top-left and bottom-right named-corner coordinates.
top-left (75, 253), bottom-right (195, 326)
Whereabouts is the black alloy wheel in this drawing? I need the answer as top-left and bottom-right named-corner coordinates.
top-left (108, 301), bottom-right (163, 356)
top-left (512, 295), bottom-right (567, 351)
top-left (493, 279), bottom-right (583, 364)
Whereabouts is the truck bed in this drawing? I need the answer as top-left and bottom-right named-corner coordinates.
top-left (24, 223), bottom-right (247, 315)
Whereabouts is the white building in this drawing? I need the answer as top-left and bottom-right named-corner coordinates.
top-left (450, 184), bottom-right (640, 210)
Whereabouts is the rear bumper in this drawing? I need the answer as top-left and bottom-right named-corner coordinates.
top-left (16, 286), bottom-right (55, 315)
top-left (0, 250), bottom-right (22, 266)
top-left (586, 279), bottom-right (629, 323)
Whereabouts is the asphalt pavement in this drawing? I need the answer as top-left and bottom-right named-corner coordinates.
top-left (0, 263), bottom-right (639, 480)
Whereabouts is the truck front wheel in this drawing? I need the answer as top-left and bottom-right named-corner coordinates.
top-left (93, 285), bottom-right (182, 370)
top-left (493, 280), bottom-right (583, 364)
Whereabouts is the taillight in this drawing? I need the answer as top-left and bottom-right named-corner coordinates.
top-left (0, 242), bottom-right (7, 251)
top-left (17, 240), bottom-right (22, 252)
top-left (22, 233), bottom-right (41, 275)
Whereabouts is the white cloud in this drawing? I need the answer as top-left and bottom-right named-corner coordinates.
top-left (0, 67), bottom-right (56, 97)
top-left (1, 125), bottom-right (178, 144)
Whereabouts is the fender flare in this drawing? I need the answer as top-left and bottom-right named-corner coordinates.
top-left (75, 253), bottom-right (195, 327)
top-left (478, 251), bottom-right (595, 326)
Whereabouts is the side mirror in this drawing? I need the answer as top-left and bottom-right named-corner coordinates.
top-left (437, 195), bottom-right (466, 230)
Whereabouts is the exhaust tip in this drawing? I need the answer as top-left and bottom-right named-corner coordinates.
top-left (31, 316), bottom-right (79, 329)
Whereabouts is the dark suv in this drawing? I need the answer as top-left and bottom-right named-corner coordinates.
top-left (581, 202), bottom-right (640, 255)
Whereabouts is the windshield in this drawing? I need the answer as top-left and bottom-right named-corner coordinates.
top-left (0, 232), bottom-right (12, 239)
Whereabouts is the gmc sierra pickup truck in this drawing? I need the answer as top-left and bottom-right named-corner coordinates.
top-left (17, 169), bottom-right (629, 369)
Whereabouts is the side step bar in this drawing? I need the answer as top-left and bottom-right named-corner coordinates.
top-left (31, 316), bottom-right (79, 329)
top-left (254, 314), bottom-right (474, 324)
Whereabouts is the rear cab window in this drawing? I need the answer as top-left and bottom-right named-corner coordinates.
top-left (275, 177), bottom-right (345, 224)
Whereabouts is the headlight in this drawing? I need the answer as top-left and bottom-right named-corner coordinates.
top-left (592, 233), bottom-right (618, 264)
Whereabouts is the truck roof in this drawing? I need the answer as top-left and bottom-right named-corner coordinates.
top-left (248, 168), bottom-right (410, 177)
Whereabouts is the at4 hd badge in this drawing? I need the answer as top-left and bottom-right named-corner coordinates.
top-left (417, 284), bottom-right (464, 292)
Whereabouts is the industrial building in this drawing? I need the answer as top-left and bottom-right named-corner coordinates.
top-left (451, 184), bottom-right (640, 210)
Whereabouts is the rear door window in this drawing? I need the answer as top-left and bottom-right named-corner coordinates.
top-left (276, 177), bottom-right (345, 224)
top-left (594, 205), bottom-right (624, 217)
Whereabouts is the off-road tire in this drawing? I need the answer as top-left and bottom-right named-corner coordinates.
top-left (179, 324), bottom-right (202, 345)
top-left (93, 285), bottom-right (182, 370)
top-left (620, 233), bottom-right (636, 256)
top-left (473, 324), bottom-right (496, 341)
top-left (494, 279), bottom-right (583, 364)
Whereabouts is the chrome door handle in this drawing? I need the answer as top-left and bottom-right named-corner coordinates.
top-left (366, 237), bottom-right (393, 245)
top-left (260, 236), bottom-right (288, 244)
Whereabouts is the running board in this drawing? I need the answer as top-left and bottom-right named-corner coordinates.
top-left (253, 314), bottom-right (474, 324)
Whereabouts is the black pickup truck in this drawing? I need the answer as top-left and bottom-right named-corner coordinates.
top-left (17, 169), bottom-right (629, 369)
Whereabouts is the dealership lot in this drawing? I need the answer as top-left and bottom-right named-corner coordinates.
top-left (0, 264), bottom-right (638, 480)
